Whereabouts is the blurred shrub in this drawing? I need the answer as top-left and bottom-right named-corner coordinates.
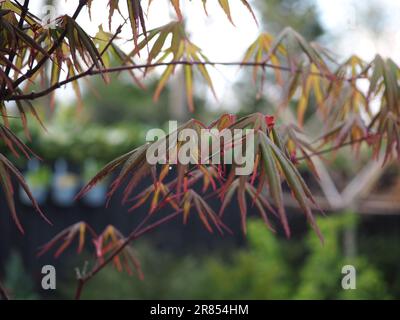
top-left (296, 213), bottom-right (391, 299)
top-left (3, 252), bottom-right (39, 300)
top-left (198, 222), bottom-right (292, 299)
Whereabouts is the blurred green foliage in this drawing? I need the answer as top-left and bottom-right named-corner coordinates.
top-left (295, 213), bottom-right (390, 299)
top-left (25, 165), bottom-right (52, 188)
top-left (3, 252), bottom-right (39, 300)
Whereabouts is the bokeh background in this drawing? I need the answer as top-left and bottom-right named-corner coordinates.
top-left (0, 0), bottom-right (399, 299)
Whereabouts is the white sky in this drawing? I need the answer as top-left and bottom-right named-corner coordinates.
top-left (29, 0), bottom-right (400, 109)
top-left (315, 0), bottom-right (400, 63)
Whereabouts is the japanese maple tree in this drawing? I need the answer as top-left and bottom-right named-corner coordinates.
top-left (0, 0), bottom-right (398, 299)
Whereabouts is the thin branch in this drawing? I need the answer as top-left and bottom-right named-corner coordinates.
top-left (74, 279), bottom-right (85, 300)
top-left (295, 136), bottom-right (371, 161)
top-left (5, 60), bottom-right (365, 102)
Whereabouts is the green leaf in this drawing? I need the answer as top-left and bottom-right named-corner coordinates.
top-left (265, 135), bottom-right (323, 242)
top-left (259, 132), bottom-right (290, 237)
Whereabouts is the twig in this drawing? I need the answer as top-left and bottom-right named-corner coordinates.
top-left (296, 136), bottom-right (371, 161)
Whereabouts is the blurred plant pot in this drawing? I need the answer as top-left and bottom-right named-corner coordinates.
top-left (52, 173), bottom-right (80, 207)
top-left (81, 159), bottom-right (108, 207)
top-left (82, 183), bottom-right (108, 207)
top-left (20, 162), bottom-right (51, 206)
